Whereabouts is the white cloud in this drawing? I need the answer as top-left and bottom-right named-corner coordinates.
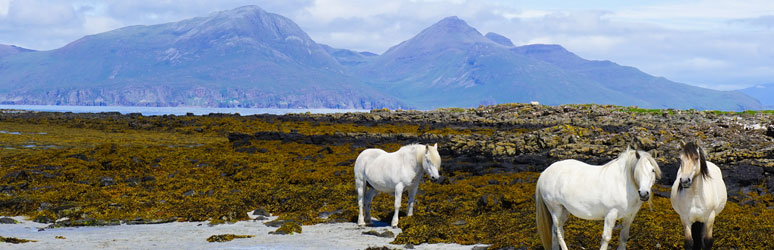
top-left (6, 0), bottom-right (77, 26)
top-left (563, 35), bottom-right (624, 54)
top-left (733, 15), bottom-right (774, 29)
top-left (680, 57), bottom-right (730, 70)
top-left (0, 0), bottom-right (9, 17)
top-left (613, 0), bottom-right (774, 20)
top-left (496, 10), bottom-right (550, 20)
top-left (82, 15), bottom-right (122, 35)
top-left (304, 0), bottom-right (401, 22)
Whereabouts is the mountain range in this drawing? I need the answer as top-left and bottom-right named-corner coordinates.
top-left (740, 83), bottom-right (774, 108)
top-left (0, 6), bottom-right (398, 109)
top-left (0, 5), bottom-right (765, 110)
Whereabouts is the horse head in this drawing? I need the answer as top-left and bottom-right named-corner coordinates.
top-left (423, 143), bottom-right (441, 181)
top-left (678, 140), bottom-right (709, 189)
top-left (632, 150), bottom-right (661, 202)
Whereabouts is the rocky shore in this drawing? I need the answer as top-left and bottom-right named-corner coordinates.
top-left (1, 104), bottom-right (772, 249)
top-left (231, 105), bottom-right (774, 203)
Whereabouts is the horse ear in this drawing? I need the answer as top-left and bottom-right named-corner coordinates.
top-left (679, 140), bottom-right (686, 148)
top-left (635, 151), bottom-right (640, 159)
top-left (433, 143), bottom-right (438, 149)
top-left (425, 144), bottom-right (429, 151)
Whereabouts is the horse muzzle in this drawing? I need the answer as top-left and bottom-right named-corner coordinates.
top-left (638, 191), bottom-right (650, 201)
top-left (680, 178), bottom-right (692, 189)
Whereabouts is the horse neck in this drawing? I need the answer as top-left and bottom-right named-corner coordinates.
top-left (412, 145), bottom-right (426, 172)
top-left (397, 145), bottom-right (424, 173)
top-left (687, 171), bottom-right (708, 195)
top-left (610, 152), bottom-right (639, 189)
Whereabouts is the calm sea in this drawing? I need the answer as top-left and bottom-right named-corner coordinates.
top-left (0, 105), bottom-right (367, 116)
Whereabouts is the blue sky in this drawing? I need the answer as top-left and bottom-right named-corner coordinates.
top-left (1, 0), bottom-right (772, 90)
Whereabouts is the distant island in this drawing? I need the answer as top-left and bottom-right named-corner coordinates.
top-left (0, 5), bottom-right (765, 111)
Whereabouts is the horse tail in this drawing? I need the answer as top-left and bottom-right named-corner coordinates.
top-left (536, 188), bottom-right (553, 249)
top-left (691, 222), bottom-right (705, 249)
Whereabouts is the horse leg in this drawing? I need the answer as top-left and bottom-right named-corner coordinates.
top-left (600, 210), bottom-right (619, 250)
top-left (682, 220), bottom-right (694, 250)
top-left (406, 184), bottom-right (419, 216)
top-left (703, 211), bottom-right (717, 250)
top-left (550, 206), bottom-right (570, 250)
top-left (617, 215), bottom-right (635, 250)
top-left (364, 187), bottom-right (378, 224)
top-left (391, 183), bottom-right (405, 228)
top-left (356, 178), bottom-right (366, 227)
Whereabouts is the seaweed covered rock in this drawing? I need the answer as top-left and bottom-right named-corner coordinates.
top-left (0, 236), bottom-right (36, 244)
top-left (362, 229), bottom-right (395, 238)
top-left (0, 217), bottom-right (18, 224)
top-left (269, 221), bottom-right (302, 235)
top-left (50, 218), bottom-right (120, 228)
top-left (206, 234), bottom-right (254, 242)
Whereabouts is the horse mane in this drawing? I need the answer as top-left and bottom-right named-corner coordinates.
top-left (608, 148), bottom-right (661, 187)
top-left (400, 143), bottom-right (426, 166)
top-left (619, 149), bottom-right (639, 185)
top-left (603, 148), bottom-right (638, 170)
top-left (599, 149), bottom-right (639, 186)
top-left (682, 142), bottom-right (709, 179)
top-left (637, 150), bottom-right (662, 180)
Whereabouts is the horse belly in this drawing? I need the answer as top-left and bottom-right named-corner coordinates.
top-left (563, 202), bottom-right (608, 220)
top-left (363, 172), bottom-right (398, 194)
top-left (367, 179), bottom-right (398, 194)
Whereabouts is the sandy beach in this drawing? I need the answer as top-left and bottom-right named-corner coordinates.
top-left (0, 216), bottom-right (486, 250)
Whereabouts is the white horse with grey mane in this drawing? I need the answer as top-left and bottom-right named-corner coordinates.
top-left (354, 143), bottom-right (441, 228)
top-left (536, 147), bottom-right (661, 250)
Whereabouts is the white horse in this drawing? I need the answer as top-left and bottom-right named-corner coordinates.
top-left (354, 143), bottom-right (441, 228)
top-left (536, 147), bottom-right (661, 250)
top-left (670, 141), bottom-right (727, 250)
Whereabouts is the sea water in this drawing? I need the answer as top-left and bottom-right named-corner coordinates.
top-left (0, 105), bottom-right (367, 116)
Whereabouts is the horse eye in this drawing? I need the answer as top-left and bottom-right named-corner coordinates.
top-left (652, 169), bottom-right (655, 173)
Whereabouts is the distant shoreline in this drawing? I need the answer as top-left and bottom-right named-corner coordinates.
top-left (0, 104), bottom-right (368, 116)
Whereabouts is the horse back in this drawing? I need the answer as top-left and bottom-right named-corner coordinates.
top-left (354, 148), bottom-right (388, 172)
top-left (540, 159), bottom-right (596, 180)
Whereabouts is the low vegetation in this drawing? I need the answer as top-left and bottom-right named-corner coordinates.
top-left (0, 104), bottom-right (772, 249)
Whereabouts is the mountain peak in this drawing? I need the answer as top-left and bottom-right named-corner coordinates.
top-left (211, 5), bottom-right (266, 18)
top-left (484, 32), bottom-right (514, 47)
top-left (436, 16), bottom-right (466, 26)
top-left (379, 16), bottom-right (490, 57)
top-left (426, 16), bottom-right (480, 35)
top-left (0, 44), bottom-right (35, 58)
